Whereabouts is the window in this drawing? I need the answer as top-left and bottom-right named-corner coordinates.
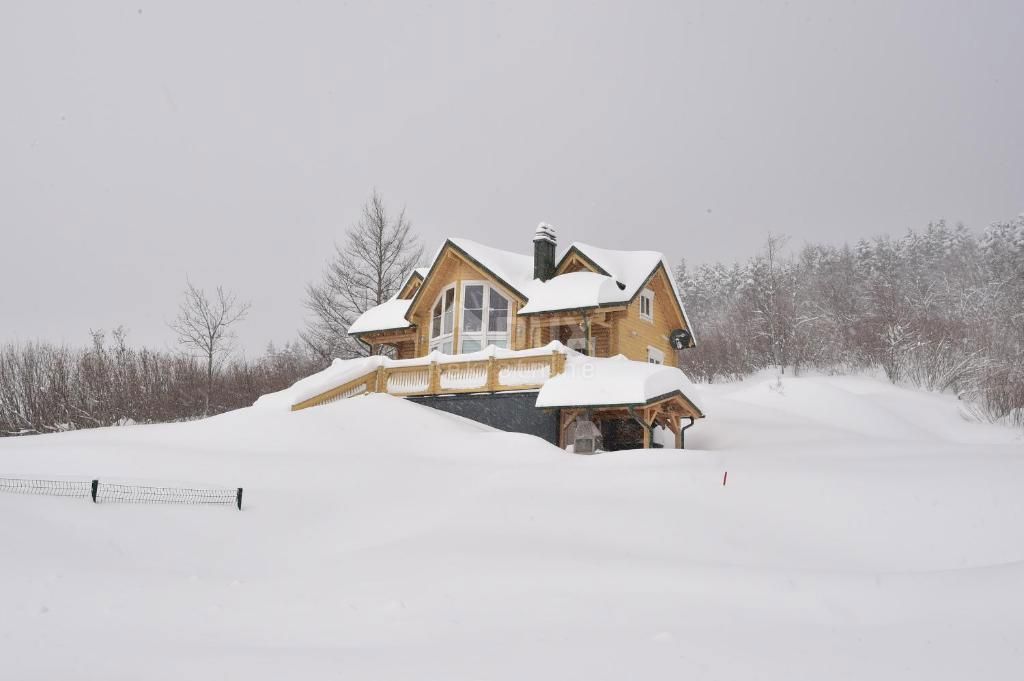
top-left (568, 336), bottom-right (596, 356)
top-left (647, 346), bottom-right (665, 365)
top-left (639, 288), bottom-right (654, 321)
top-left (459, 282), bottom-right (510, 352)
top-left (429, 286), bottom-right (456, 354)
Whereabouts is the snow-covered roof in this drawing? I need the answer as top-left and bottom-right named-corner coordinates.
top-left (348, 231), bottom-right (693, 336)
top-left (536, 354), bottom-right (701, 412)
top-left (400, 267), bottom-right (430, 290)
top-left (518, 272), bottom-right (625, 314)
top-left (447, 238), bottom-right (535, 296)
top-left (563, 242), bottom-right (662, 299)
top-left (348, 298), bottom-right (414, 335)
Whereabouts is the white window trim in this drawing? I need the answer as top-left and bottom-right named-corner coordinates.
top-left (647, 345), bottom-right (665, 365)
top-left (640, 288), bottom-right (654, 322)
top-left (568, 336), bottom-right (596, 356)
top-left (458, 280), bottom-right (510, 353)
top-left (429, 285), bottom-right (456, 354)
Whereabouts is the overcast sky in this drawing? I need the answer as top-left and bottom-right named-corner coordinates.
top-left (2, 0), bottom-right (1021, 354)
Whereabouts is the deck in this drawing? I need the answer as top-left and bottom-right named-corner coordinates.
top-left (291, 350), bottom-right (567, 411)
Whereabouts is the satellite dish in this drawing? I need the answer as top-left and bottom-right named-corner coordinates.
top-left (669, 328), bottom-right (692, 350)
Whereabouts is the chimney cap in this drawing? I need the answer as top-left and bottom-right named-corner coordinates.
top-left (534, 222), bottom-right (557, 243)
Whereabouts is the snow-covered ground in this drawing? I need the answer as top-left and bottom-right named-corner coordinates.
top-left (1, 374), bottom-right (1022, 680)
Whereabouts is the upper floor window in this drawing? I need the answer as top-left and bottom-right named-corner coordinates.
top-left (460, 282), bottom-right (509, 353)
top-left (430, 286), bottom-right (456, 353)
top-left (639, 288), bottom-right (654, 321)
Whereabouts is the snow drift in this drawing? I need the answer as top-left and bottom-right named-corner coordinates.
top-left (1, 375), bottom-right (1023, 680)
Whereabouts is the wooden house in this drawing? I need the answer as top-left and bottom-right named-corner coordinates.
top-left (280, 224), bottom-right (704, 451)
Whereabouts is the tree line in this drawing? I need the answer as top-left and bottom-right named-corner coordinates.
top-left (0, 190), bottom-right (418, 436)
top-left (1, 193), bottom-right (1021, 434)
top-left (675, 216), bottom-right (1024, 427)
top-left (0, 331), bottom-right (318, 436)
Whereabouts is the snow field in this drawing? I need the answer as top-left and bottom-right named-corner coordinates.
top-left (1, 375), bottom-right (1022, 680)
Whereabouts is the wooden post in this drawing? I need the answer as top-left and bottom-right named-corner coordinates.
top-left (429, 360), bottom-right (441, 393)
top-left (486, 357), bottom-right (498, 391)
top-left (582, 311), bottom-right (591, 356)
top-left (551, 350), bottom-right (565, 376)
top-left (559, 409), bottom-right (577, 449)
top-left (375, 366), bottom-right (386, 393)
top-left (642, 418), bottom-right (651, 449)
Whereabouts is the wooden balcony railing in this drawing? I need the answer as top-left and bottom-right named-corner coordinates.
top-left (291, 350), bottom-right (567, 411)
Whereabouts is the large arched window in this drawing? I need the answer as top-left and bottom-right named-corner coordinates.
top-left (429, 285), bottom-right (456, 354)
top-left (460, 282), bottom-right (509, 352)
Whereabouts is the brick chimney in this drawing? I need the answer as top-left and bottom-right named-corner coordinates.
top-left (533, 222), bottom-right (557, 281)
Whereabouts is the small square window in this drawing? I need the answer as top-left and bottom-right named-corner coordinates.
top-left (640, 289), bottom-right (654, 321)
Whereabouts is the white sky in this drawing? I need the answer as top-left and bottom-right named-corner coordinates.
top-left (2, 0), bottom-right (1021, 354)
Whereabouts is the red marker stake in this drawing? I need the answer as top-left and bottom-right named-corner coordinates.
top-left (723, 471), bottom-right (728, 486)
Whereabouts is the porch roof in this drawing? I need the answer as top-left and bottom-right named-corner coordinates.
top-left (535, 353), bottom-right (704, 417)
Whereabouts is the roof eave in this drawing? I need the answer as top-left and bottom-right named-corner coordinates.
top-left (537, 389), bottom-right (705, 418)
top-left (348, 324), bottom-right (416, 339)
top-left (405, 239), bottom-right (529, 320)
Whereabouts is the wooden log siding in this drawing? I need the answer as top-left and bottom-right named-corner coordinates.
top-left (290, 350), bottom-right (568, 411)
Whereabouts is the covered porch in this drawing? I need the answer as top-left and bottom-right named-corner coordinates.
top-left (555, 391), bottom-right (701, 450)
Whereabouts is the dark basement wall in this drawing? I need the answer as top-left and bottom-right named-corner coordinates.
top-left (408, 391), bottom-right (559, 445)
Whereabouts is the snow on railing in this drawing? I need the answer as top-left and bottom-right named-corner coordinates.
top-left (498, 361), bottom-right (552, 387)
top-left (291, 343), bottom-right (572, 410)
top-left (387, 368), bottom-right (431, 394)
top-left (321, 383), bottom-right (367, 405)
top-left (440, 365), bottom-right (488, 390)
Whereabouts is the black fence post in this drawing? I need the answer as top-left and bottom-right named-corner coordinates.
top-left (91, 479), bottom-right (99, 503)
top-left (236, 487), bottom-right (243, 511)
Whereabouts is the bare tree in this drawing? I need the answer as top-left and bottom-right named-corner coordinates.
top-left (169, 281), bottom-right (251, 415)
top-left (302, 190), bottom-right (423, 362)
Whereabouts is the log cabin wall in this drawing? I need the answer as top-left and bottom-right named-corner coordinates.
top-left (613, 266), bottom-right (683, 367)
top-left (408, 249), bottom-right (525, 358)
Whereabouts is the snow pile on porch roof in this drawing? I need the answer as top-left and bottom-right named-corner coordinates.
top-left (348, 298), bottom-right (413, 335)
top-left (536, 353), bottom-right (702, 411)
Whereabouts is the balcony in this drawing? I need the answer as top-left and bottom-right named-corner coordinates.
top-left (291, 348), bottom-right (568, 411)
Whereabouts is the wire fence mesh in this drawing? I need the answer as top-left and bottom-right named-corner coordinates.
top-left (96, 483), bottom-right (239, 506)
top-left (0, 477), bottom-right (243, 509)
top-left (0, 477), bottom-right (92, 497)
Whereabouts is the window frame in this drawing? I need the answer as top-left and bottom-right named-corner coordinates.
top-left (647, 345), bottom-right (665, 365)
top-left (639, 288), bottom-right (654, 322)
top-left (458, 280), bottom-right (510, 353)
top-left (428, 285), bottom-right (456, 354)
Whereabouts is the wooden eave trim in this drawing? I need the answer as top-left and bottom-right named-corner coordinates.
top-left (350, 325), bottom-right (417, 339)
top-left (397, 271), bottom-right (425, 300)
top-left (540, 389), bottom-right (705, 418)
top-left (406, 240), bottom-right (529, 320)
top-left (629, 263), bottom-right (691, 335)
top-left (517, 302), bottom-right (628, 318)
top-left (555, 246), bottom-right (611, 277)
